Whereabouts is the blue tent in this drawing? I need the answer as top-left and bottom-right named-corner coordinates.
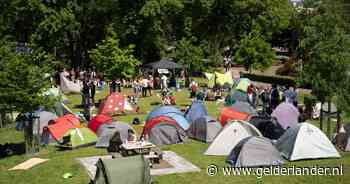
top-left (185, 100), bottom-right (209, 123)
top-left (146, 106), bottom-right (183, 121)
top-left (164, 112), bottom-right (190, 130)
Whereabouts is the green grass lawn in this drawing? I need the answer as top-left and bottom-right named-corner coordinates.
top-left (0, 86), bottom-right (349, 184)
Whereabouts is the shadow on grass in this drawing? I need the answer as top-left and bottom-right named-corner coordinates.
top-left (150, 102), bottom-right (161, 106)
top-left (0, 142), bottom-right (26, 159)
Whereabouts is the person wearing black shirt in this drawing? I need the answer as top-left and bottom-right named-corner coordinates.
top-left (110, 79), bottom-right (117, 93)
top-left (90, 80), bottom-right (96, 106)
top-left (82, 80), bottom-right (91, 121)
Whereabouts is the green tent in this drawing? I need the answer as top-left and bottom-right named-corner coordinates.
top-left (58, 127), bottom-right (97, 148)
top-left (235, 78), bottom-right (251, 92)
top-left (94, 155), bottom-right (152, 184)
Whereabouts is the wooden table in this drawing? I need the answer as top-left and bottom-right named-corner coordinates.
top-left (120, 141), bottom-right (156, 156)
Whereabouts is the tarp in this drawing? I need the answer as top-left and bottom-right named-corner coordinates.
top-left (99, 92), bottom-right (133, 115)
top-left (187, 116), bottom-right (222, 143)
top-left (205, 120), bottom-right (262, 156)
top-left (276, 123), bottom-right (340, 161)
top-left (220, 107), bottom-right (250, 126)
top-left (185, 100), bottom-right (209, 123)
top-left (89, 114), bottom-right (113, 133)
top-left (58, 127), bottom-right (97, 148)
top-left (96, 122), bottom-right (135, 148)
top-left (48, 114), bottom-right (81, 140)
top-left (271, 102), bottom-right (300, 129)
top-left (144, 58), bottom-right (183, 69)
top-left (94, 155), bottom-right (151, 184)
top-left (227, 137), bottom-right (284, 167)
top-left (206, 72), bottom-right (233, 88)
top-left (60, 72), bottom-right (81, 94)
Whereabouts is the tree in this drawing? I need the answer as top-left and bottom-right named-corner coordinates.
top-left (298, 0), bottom-right (350, 133)
top-left (89, 29), bottom-right (141, 80)
top-left (0, 41), bottom-right (54, 115)
top-left (168, 38), bottom-right (205, 73)
top-left (234, 32), bottom-right (275, 72)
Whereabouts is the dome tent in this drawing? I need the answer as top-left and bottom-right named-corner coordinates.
top-left (205, 120), bottom-right (262, 156)
top-left (185, 100), bottom-right (209, 124)
top-left (187, 116), bottom-right (222, 143)
top-left (96, 122), bottom-right (135, 148)
top-left (271, 102), bottom-right (300, 130)
top-left (227, 136), bottom-right (284, 167)
top-left (276, 123), bottom-right (340, 161)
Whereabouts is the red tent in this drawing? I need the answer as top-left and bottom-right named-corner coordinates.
top-left (142, 116), bottom-right (179, 136)
top-left (220, 107), bottom-right (249, 126)
top-left (99, 92), bottom-right (131, 115)
top-left (48, 114), bottom-right (81, 141)
top-left (88, 114), bottom-right (113, 133)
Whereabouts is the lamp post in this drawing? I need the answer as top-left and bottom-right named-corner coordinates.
top-left (24, 112), bottom-right (41, 155)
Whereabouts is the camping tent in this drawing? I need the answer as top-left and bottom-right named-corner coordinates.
top-left (220, 107), bottom-right (250, 126)
top-left (57, 127), bottom-right (97, 149)
top-left (144, 58), bottom-right (183, 70)
top-left (146, 106), bottom-right (189, 130)
top-left (205, 71), bottom-right (233, 88)
top-left (94, 155), bottom-right (151, 184)
top-left (185, 100), bottom-right (209, 123)
top-left (276, 123), bottom-right (340, 161)
top-left (96, 122), bottom-right (135, 148)
top-left (224, 90), bottom-right (248, 106)
top-left (89, 114), bottom-right (113, 133)
top-left (48, 114), bottom-right (81, 141)
top-left (249, 115), bottom-right (285, 140)
top-left (143, 116), bottom-right (187, 145)
top-left (205, 120), bottom-right (262, 156)
top-left (60, 72), bottom-right (81, 94)
top-left (36, 111), bottom-right (58, 135)
top-left (227, 136), bottom-right (284, 167)
top-left (187, 116), bottom-right (222, 143)
top-left (99, 92), bottom-right (134, 115)
top-left (235, 78), bottom-right (251, 92)
top-left (231, 101), bottom-right (257, 115)
top-left (146, 106), bottom-right (182, 121)
top-left (271, 102), bottom-right (300, 129)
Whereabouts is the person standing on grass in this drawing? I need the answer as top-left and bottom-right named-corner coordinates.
top-left (161, 74), bottom-right (168, 90)
top-left (148, 75), bottom-right (153, 96)
top-left (270, 84), bottom-right (280, 111)
top-left (89, 79), bottom-right (96, 106)
top-left (141, 77), bottom-right (149, 97)
top-left (116, 78), bottom-right (122, 92)
top-left (110, 79), bottom-right (117, 93)
top-left (190, 80), bottom-right (198, 98)
top-left (82, 80), bottom-right (91, 121)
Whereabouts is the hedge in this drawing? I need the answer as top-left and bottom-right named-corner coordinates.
top-left (240, 72), bottom-right (297, 87)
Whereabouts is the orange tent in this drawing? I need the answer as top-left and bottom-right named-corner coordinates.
top-left (48, 114), bottom-right (81, 140)
top-left (220, 107), bottom-right (249, 126)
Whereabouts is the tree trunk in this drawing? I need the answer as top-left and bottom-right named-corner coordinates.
top-left (336, 111), bottom-right (341, 134)
top-left (327, 101), bottom-right (331, 138)
top-left (320, 101), bottom-right (324, 131)
top-left (0, 112), bottom-right (3, 128)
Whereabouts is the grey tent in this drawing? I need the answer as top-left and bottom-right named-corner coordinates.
top-left (15, 110), bottom-right (57, 135)
top-left (276, 123), bottom-right (340, 161)
top-left (96, 122), bottom-right (135, 148)
top-left (94, 155), bottom-right (151, 184)
top-left (148, 122), bottom-right (188, 145)
top-left (227, 136), bottom-right (284, 167)
top-left (231, 101), bottom-right (257, 115)
top-left (144, 58), bottom-right (183, 70)
top-left (205, 120), bottom-right (263, 156)
top-left (249, 115), bottom-right (285, 140)
top-left (187, 116), bottom-right (222, 143)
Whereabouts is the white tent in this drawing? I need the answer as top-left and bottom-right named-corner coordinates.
top-left (276, 123), bottom-right (340, 161)
top-left (60, 72), bottom-right (81, 94)
top-left (205, 120), bottom-right (262, 156)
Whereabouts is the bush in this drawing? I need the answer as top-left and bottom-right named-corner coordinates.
top-left (276, 62), bottom-right (297, 76)
top-left (240, 72), bottom-right (296, 87)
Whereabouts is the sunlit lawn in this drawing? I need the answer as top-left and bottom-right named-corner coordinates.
top-left (0, 83), bottom-right (349, 184)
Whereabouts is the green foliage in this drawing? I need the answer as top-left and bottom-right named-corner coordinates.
top-left (89, 29), bottom-right (141, 80)
top-left (299, 0), bottom-right (350, 103)
top-left (234, 32), bottom-right (275, 72)
top-left (0, 42), bottom-right (54, 113)
top-left (240, 72), bottom-right (296, 87)
top-left (168, 38), bottom-right (205, 73)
